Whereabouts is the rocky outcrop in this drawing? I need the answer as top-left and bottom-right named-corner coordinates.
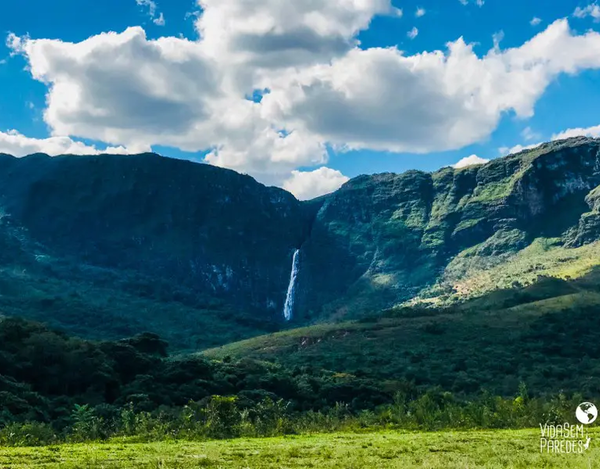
top-left (567, 185), bottom-right (600, 247)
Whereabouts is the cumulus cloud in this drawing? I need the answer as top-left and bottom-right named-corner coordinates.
top-left (0, 130), bottom-right (146, 157)
top-left (574, 3), bottom-right (600, 21)
top-left (8, 5), bottom-right (600, 188)
top-left (195, 0), bottom-right (399, 72)
top-left (282, 167), bottom-right (349, 200)
top-left (9, 28), bottom-right (221, 149)
top-left (453, 154), bottom-right (489, 168)
top-left (530, 17), bottom-right (542, 26)
top-left (261, 21), bottom-right (600, 154)
top-left (459, 0), bottom-right (484, 6)
top-left (7, 0), bottom-right (400, 178)
top-left (415, 7), bottom-right (426, 18)
top-left (552, 124), bottom-right (600, 140)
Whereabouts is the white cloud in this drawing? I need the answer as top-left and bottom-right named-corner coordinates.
top-left (415, 7), bottom-right (426, 18)
top-left (407, 27), bottom-right (419, 39)
top-left (0, 130), bottom-right (146, 157)
top-left (574, 3), bottom-right (600, 21)
top-left (459, 0), bottom-right (484, 6)
top-left (552, 124), bottom-right (600, 140)
top-left (9, 8), bottom-right (600, 188)
top-left (136, 0), bottom-right (165, 26)
top-left (453, 154), bottom-right (489, 168)
top-left (10, 28), bottom-right (221, 149)
top-left (195, 0), bottom-right (400, 73)
top-left (499, 143), bottom-right (542, 155)
top-left (501, 124), bottom-right (600, 156)
top-left (262, 20), bottom-right (600, 154)
top-left (6, 1), bottom-right (399, 179)
top-left (282, 167), bottom-right (349, 200)
top-left (521, 126), bottom-right (541, 142)
top-left (530, 17), bottom-right (542, 26)
top-left (153, 12), bottom-right (165, 26)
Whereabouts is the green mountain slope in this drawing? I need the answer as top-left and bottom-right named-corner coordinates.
top-left (0, 137), bottom-right (599, 347)
top-left (0, 152), bottom-right (309, 312)
top-left (204, 273), bottom-right (600, 396)
top-left (0, 153), bottom-right (305, 347)
top-left (296, 137), bottom-right (600, 319)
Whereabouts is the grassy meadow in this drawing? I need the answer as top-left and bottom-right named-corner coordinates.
top-left (1, 428), bottom-right (599, 468)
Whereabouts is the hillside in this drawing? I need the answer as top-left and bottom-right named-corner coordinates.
top-left (0, 152), bottom-right (309, 313)
top-left (296, 137), bottom-right (600, 319)
top-left (0, 137), bottom-right (599, 347)
top-left (0, 153), bottom-right (307, 347)
top-left (204, 272), bottom-right (600, 396)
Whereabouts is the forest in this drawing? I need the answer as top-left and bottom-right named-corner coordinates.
top-left (0, 315), bottom-right (591, 446)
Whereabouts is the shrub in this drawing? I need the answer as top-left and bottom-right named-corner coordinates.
top-left (0, 421), bottom-right (57, 446)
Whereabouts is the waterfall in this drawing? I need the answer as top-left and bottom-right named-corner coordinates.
top-left (283, 249), bottom-right (300, 321)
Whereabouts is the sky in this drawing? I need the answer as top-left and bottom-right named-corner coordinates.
top-left (1, 1), bottom-right (600, 199)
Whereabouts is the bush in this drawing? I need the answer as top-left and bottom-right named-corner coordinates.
top-left (0, 388), bottom-right (594, 446)
top-left (0, 422), bottom-right (57, 446)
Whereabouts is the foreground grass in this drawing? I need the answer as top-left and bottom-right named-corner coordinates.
top-left (2, 428), bottom-right (600, 468)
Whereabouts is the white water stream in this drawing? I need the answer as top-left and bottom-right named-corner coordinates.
top-left (283, 249), bottom-right (300, 321)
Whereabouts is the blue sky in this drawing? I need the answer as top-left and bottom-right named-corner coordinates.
top-left (1, 0), bottom-right (600, 198)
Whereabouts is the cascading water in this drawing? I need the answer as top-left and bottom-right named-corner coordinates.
top-left (283, 249), bottom-right (300, 321)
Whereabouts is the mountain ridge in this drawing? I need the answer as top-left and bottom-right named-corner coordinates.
top-left (296, 136), bottom-right (600, 318)
top-left (0, 137), bottom-right (599, 347)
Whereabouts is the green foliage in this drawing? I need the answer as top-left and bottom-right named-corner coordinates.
top-left (2, 139), bottom-right (600, 339)
top-left (0, 388), bottom-right (592, 447)
top-left (299, 138), bottom-right (600, 320)
top-left (2, 314), bottom-right (597, 449)
top-left (0, 422), bottom-right (57, 446)
top-left (205, 271), bottom-right (600, 397)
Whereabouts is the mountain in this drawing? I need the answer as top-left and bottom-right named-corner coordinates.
top-left (0, 153), bottom-right (310, 348)
top-left (296, 136), bottom-right (600, 319)
top-left (0, 137), bottom-right (599, 348)
top-left (0, 152), bottom-right (309, 310)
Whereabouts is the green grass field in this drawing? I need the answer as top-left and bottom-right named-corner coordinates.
top-left (1, 428), bottom-right (599, 468)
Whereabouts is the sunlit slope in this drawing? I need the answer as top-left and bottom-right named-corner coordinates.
top-left (204, 274), bottom-right (600, 396)
top-left (296, 137), bottom-right (600, 320)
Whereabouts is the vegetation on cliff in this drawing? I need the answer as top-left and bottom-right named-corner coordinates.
top-left (1, 138), bottom-right (600, 344)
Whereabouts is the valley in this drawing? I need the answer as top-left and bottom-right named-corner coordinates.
top-left (1, 138), bottom-right (600, 465)
top-left (0, 137), bottom-right (599, 349)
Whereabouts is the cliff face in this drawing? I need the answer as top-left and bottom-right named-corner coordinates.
top-left (0, 153), bottom-right (309, 318)
top-left (296, 137), bottom-right (600, 318)
top-left (0, 137), bottom-right (599, 335)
